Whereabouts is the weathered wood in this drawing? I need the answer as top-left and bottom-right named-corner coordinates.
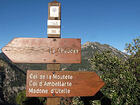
top-left (47, 98), bottom-right (60, 105)
top-left (47, 26), bottom-right (61, 28)
top-left (47, 64), bottom-right (60, 71)
top-left (47, 1), bottom-right (61, 104)
top-left (26, 70), bottom-right (105, 97)
top-left (2, 38), bottom-right (81, 63)
top-left (48, 34), bottom-right (61, 38)
top-left (47, 34), bottom-right (60, 38)
top-left (46, 1), bottom-right (72, 105)
top-left (47, 64), bottom-right (60, 105)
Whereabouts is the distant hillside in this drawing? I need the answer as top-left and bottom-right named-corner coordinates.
top-left (63, 42), bottom-right (128, 71)
top-left (0, 53), bottom-right (26, 105)
top-left (82, 42), bottom-right (127, 59)
top-left (0, 41), bottom-right (128, 105)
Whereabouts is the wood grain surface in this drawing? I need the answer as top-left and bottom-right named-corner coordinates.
top-left (2, 38), bottom-right (81, 63)
top-left (26, 70), bottom-right (105, 97)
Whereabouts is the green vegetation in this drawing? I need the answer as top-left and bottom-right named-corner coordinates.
top-left (125, 37), bottom-right (140, 84)
top-left (16, 90), bottom-right (26, 105)
top-left (16, 90), bottom-right (46, 105)
top-left (90, 37), bottom-right (140, 105)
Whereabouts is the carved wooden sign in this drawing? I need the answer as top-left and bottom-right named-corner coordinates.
top-left (26, 70), bottom-right (104, 97)
top-left (2, 38), bottom-right (81, 63)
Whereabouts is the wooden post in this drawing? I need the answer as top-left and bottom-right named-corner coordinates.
top-left (46, 64), bottom-right (60, 105)
top-left (47, 1), bottom-right (61, 105)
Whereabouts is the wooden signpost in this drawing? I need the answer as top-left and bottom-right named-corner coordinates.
top-left (2, 38), bottom-right (81, 63)
top-left (47, 1), bottom-right (62, 105)
top-left (26, 70), bottom-right (104, 97)
top-left (1, 1), bottom-right (105, 105)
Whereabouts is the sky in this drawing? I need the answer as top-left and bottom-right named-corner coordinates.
top-left (0, 0), bottom-right (140, 52)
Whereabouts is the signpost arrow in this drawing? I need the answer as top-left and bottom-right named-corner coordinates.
top-left (2, 38), bottom-right (81, 63)
top-left (26, 70), bottom-right (104, 97)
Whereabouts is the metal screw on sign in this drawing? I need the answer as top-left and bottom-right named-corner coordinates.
top-left (53, 59), bottom-right (56, 63)
top-left (53, 38), bottom-right (56, 41)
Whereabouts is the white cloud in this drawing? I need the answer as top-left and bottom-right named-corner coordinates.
top-left (122, 50), bottom-right (127, 53)
top-left (122, 50), bottom-right (131, 55)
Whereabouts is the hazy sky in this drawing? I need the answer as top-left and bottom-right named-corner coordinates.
top-left (0, 0), bottom-right (140, 52)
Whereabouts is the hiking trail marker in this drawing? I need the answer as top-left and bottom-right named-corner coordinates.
top-left (2, 1), bottom-right (104, 105)
top-left (26, 70), bottom-right (104, 97)
top-left (2, 38), bottom-right (81, 63)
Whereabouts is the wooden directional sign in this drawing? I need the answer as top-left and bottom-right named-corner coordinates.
top-left (2, 38), bottom-right (81, 63)
top-left (26, 70), bottom-right (104, 97)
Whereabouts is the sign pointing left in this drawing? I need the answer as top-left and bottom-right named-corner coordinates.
top-left (2, 38), bottom-right (81, 63)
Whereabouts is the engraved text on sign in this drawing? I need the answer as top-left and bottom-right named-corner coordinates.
top-left (26, 70), bottom-right (105, 97)
top-left (2, 38), bottom-right (81, 63)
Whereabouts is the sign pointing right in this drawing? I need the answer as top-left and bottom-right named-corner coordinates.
top-left (26, 70), bottom-right (105, 97)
